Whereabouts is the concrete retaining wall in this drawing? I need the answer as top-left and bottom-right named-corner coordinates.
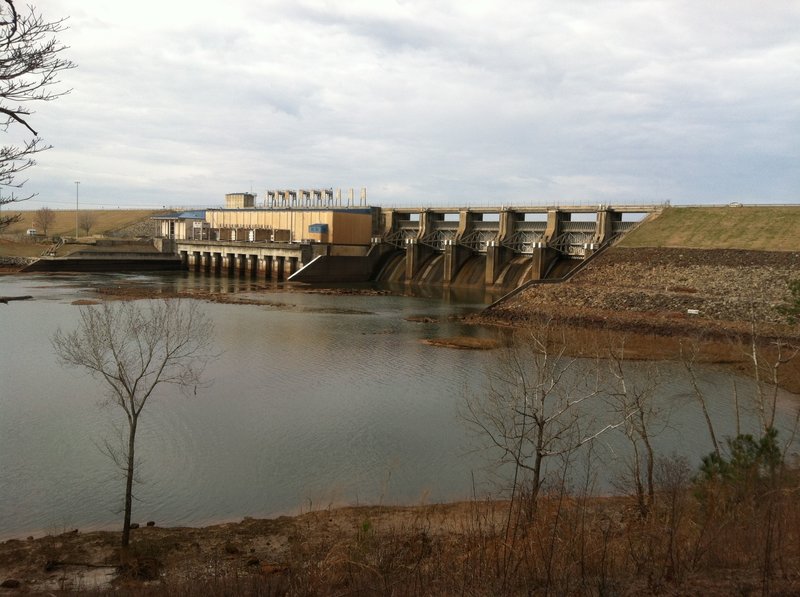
top-left (288, 255), bottom-right (375, 283)
top-left (22, 256), bottom-right (183, 273)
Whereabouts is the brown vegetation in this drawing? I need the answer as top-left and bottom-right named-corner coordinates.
top-left (33, 207), bottom-right (55, 236)
top-left (0, 209), bottom-right (162, 241)
top-left (4, 481), bottom-right (800, 595)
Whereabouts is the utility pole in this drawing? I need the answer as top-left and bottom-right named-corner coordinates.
top-left (74, 181), bottom-right (80, 239)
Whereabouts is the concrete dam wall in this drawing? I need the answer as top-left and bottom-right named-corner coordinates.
top-left (166, 204), bottom-right (659, 292)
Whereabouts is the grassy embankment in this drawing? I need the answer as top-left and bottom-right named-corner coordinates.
top-left (619, 205), bottom-right (800, 251)
top-left (0, 209), bottom-right (162, 257)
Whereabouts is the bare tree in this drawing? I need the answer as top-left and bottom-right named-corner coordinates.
top-left (680, 340), bottom-right (722, 460)
top-left (33, 205), bottom-right (53, 235)
top-left (463, 322), bottom-right (631, 592)
top-left (52, 300), bottom-right (214, 548)
top-left (464, 322), bottom-right (627, 513)
top-left (742, 297), bottom-right (800, 439)
top-left (78, 210), bottom-right (95, 236)
top-left (0, 1), bottom-right (74, 230)
top-left (606, 344), bottom-right (663, 517)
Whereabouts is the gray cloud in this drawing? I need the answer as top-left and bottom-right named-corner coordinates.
top-left (22, 0), bottom-right (800, 209)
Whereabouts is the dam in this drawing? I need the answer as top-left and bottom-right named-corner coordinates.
top-left (157, 200), bottom-right (661, 291)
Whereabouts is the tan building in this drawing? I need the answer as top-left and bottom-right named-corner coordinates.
top-left (225, 193), bottom-right (256, 208)
top-left (205, 208), bottom-right (373, 245)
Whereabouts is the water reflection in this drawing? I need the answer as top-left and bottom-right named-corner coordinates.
top-left (5, 269), bottom-right (507, 304)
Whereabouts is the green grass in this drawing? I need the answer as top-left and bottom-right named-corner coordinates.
top-left (619, 206), bottom-right (800, 251)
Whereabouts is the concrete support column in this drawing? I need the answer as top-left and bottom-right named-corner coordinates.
top-left (274, 256), bottom-right (285, 280)
top-left (485, 242), bottom-right (511, 285)
top-left (237, 254), bottom-right (247, 275)
top-left (226, 253), bottom-right (236, 273)
top-left (457, 210), bottom-right (471, 238)
top-left (192, 251), bottom-right (201, 271)
top-left (288, 257), bottom-right (299, 276)
top-left (404, 239), bottom-right (434, 281)
top-left (379, 209), bottom-right (399, 237)
top-left (248, 255), bottom-right (258, 278)
top-left (418, 210), bottom-right (438, 240)
top-left (498, 210), bottom-right (516, 244)
top-left (264, 256), bottom-right (273, 279)
top-left (528, 246), bottom-right (558, 281)
top-left (544, 210), bottom-right (569, 243)
top-left (594, 210), bottom-right (621, 244)
top-left (457, 210), bottom-right (483, 241)
top-left (212, 252), bottom-right (222, 274)
top-left (443, 242), bottom-right (472, 285)
top-left (202, 252), bottom-right (212, 272)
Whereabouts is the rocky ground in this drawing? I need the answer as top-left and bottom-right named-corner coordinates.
top-left (480, 247), bottom-right (800, 339)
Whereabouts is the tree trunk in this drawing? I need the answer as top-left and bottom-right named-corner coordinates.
top-left (528, 426), bottom-right (545, 521)
top-left (121, 417), bottom-right (137, 548)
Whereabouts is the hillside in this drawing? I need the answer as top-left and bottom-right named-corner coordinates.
top-left (0, 209), bottom-right (164, 258)
top-left (620, 206), bottom-right (800, 251)
top-left (1, 209), bottom-right (163, 239)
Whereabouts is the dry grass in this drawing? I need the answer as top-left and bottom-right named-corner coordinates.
top-left (0, 209), bottom-right (163, 257)
top-left (619, 206), bottom-right (800, 251)
top-left (0, 237), bottom-right (49, 257)
top-left (25, 474), bottom-right (799, 596)
top-left (1, 209), bottom-right (162, 238)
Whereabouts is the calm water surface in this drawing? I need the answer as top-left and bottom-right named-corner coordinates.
top-left (0, 272), bottom-right (797, 539)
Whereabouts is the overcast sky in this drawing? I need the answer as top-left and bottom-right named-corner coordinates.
top-left (21, 0), bottom-right (800, 210)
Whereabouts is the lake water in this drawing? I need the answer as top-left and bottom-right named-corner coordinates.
top-left (0, 272), bottom-right (797, 540)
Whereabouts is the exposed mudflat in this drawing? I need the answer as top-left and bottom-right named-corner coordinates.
top-left (421, 336), bottom-right (499, 350)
